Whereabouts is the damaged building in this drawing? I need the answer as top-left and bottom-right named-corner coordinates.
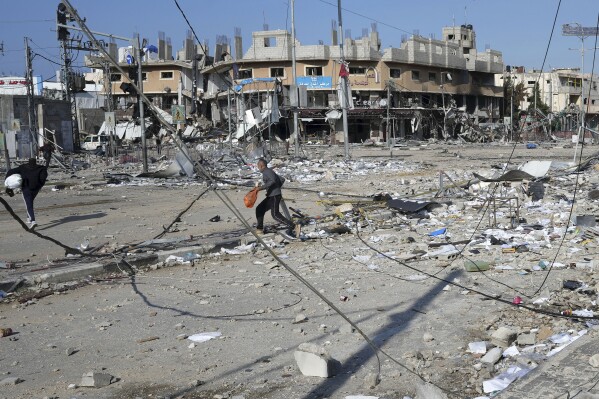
top-left (87, 24), bottom-right (504, 146)
top-left (205, 23), bottom-right (504, 143)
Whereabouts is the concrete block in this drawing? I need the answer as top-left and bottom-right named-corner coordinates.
top-left (80, 372), bottom-right (116, 388)
top-left (294, 343), bottom-right (341, 378)
top-left (480, 347), bottom-right (502, 365)
top-left (491, 326), bottom-right (517, 347)
top-left (517, 333), bottom-right (536, 346)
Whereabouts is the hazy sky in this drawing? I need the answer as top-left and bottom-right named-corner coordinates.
top-left (0, 0), bottom-right (597, 80)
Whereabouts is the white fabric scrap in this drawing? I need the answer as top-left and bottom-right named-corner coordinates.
top-left (187, 331), bottom-right (222, 343)
top-left (165, 255), bottom-right (190, 264)
top-left (222, 243), bottom-right (255, 254)
top-left (483, 366), bottom-right (531, 394)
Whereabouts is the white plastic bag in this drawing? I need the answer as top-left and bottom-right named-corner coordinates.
top-left (4, 174), bottom-right (22, 189)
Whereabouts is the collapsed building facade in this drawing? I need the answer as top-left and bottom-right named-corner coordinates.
top-left (205, 24), bottom-right (504, 143)
top-left (92, 24), bottom-right (504, 145)
top-left (508, 67), bottom-right (599, 137)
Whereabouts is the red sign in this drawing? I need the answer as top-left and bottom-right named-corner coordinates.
top-left (0, 80), bottom-right (28, 85)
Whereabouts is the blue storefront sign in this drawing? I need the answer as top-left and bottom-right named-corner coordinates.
top-left (296, 76), bottom-right (332, 89)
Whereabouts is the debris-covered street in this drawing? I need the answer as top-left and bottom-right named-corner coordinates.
top-left (3, 143), bottom-right (599, 399)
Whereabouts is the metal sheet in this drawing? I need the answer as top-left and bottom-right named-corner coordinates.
top-left (387, 198), bottom-right (438, 213)
top-left (519, 161), bottom-right (552, 178)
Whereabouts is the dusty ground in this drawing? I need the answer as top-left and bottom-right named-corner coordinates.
top-left (1, 142), bottom-right (598, 399)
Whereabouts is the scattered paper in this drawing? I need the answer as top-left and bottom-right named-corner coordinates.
top-left (187, 331), bottom-right (222, 343)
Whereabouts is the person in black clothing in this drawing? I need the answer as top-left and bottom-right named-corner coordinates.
top-left (5, 158), bottom-right (48, 229)
top-left (39, 142), bottom-right (54, 167)
top-left (255, 158), bottom-right (299, 237)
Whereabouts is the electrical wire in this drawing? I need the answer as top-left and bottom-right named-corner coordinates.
top-left (315, 0), bottom-right (413, 36)
top-left (532, 11), bottom-right (599, 296)
top-left (355, 224), bottom-right (599, 320)
top-left (32, 52), bottom-right (62, 67)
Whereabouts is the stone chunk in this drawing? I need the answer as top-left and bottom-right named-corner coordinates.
top-left (80, 372), bottom-right (116, 388)
top-left (415, 381), bottom-right (449, 399)
top-left (66, 347), bottom-right (77, 356)
top-left (491, 326), bottom-right (517, 347)
top-left (517, 333), bottom-right (536, 346)
top-left (480, 347), bottom-right (502, 365)
top-left (294, 343), bottom-right (341, 378)
top-left (537, 326), bottom-right (553, 341)
top-left (0, 377), bottom-right (23, 385)
top-left (590, 354), bottom-right (599, 368)
top-left (423, 332), bottom-right (434, 342)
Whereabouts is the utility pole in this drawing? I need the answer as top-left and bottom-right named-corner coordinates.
top-left (136, 34), bottom-right (148, 173)
top-left (57, 3), bottom-right (80, 151)
top-left (1, 100), bottom-right (10, 169)
top-left (563, 23), bottom-right (599, 162)
top-left (291, 0), bottom-right (300, 157)
top-left (337, 0), bottom-right (350, 158)
top-left (387, 81), bottom-right (394, 157)
top-left (104, 61), bottom-right (116, 158)
top-left (24, 37), bottom-right (38, 157)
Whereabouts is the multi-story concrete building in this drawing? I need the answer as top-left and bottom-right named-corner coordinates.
top-left (86, 25), bottom-right (503, 143)
top-left (506, 68), bottom-right (599, 132)
top-left (215, 24), bottom-right (504, 143)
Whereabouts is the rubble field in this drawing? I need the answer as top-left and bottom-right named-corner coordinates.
top-left (2, 142), bottom-right (599, 399)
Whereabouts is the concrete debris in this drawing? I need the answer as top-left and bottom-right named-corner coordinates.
top-left (80, 372), bottom-right (116, 388)
top-left (7, 142), bottom-right (599, 398)
top-left (294, 343), bottom-right (341, 378)
top-left (0, 377), bottom-right (23, 385)
top-left (415, 381), bottom-right (448, 399)
top-left (517, 333), bottom-right (536, 346)
top-left (491, 327), bottom-right (517, 348)
top-left (480, 347), bottom-right (502, 365)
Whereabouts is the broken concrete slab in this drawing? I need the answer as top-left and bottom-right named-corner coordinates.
top-left (481, 347), bottom-right (503, 365)
top-left (517, 333), bottom-right (536, 346)
top-left (80, 372), bottom-right (116, 388)
top-left (491, 326), bottom-right (517, 348)
top-left (294, 343), bottom-right (341, 378)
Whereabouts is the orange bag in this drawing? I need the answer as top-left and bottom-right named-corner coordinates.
top-left (244, 187), bottom-right (259, 208)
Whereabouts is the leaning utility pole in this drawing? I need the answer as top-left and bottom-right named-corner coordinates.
top-left (24, 37), bottom-right (38, 156)
top-left (337, 0), bottom-right (350, 158)
top-left (291, 0), bottom-right (300, 157)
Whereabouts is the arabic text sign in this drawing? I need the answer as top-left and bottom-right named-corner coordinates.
top-left (296, 76), bottom-right (332, 89)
